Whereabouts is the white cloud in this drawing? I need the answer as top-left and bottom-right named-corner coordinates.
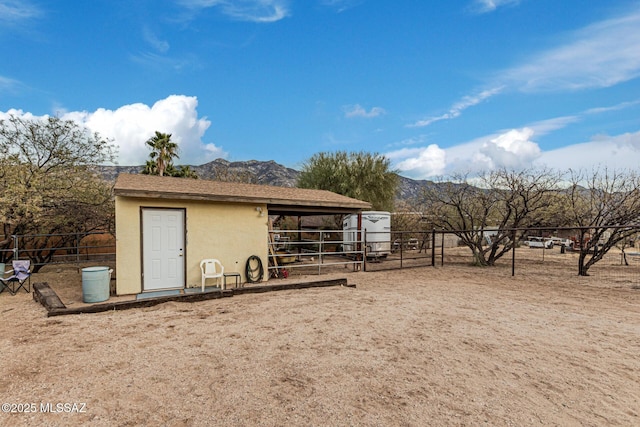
top-left (500, 6), bottom-right (640, 92)
top-left (385, 134), bottom-right (429, 149)
top-left (525, 115), bottom-right (581, 136)
top-left (388, 127), bottom-right (542, 178)
top-left (471, 0), bottom-right (521, 14)
top-left (409, 86), bottom-right (503, 128)
top-left (1, 95), bottom-right (227, 166)
top-left (142, 27), bottom-right (170, 53)
top-left (319, 0), bottom-right (363, 13)
top-left (477, 128), bottom-right (541, 169)
top-left (390, 123), bottom-right (640, 179)
top-left (0, 0), bottom-right (41, 25)
top-left (394, 95), bottom-right (640, 179)
top-left (0, 108), bottom-right (39, 121)
top-left (440, 138), bottom-right (488, 173)
top-left (524, 100), bottom-right (639, 136)
top-left (387, 144), bottom-right (447, 179)
top-left (583, 99), bottom-right (640, 115)
top-left (534, 131), bottom-right (640, 171)
top-left (0, 75), bottom-right (23, 94)
top-left (411, 5), bottom-right (640, 128)
top-left (344, 104), bottom-right (386, 118)
top-left (129, 51), bottom-right (197, 72)
top-left (177, 0), bottom-right (290, 23)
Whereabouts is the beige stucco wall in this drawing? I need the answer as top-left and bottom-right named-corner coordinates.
top-left (115, 196), bottom-right (269, 295)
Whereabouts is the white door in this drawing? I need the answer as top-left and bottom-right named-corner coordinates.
top-left (142, 208), bottom-right (185, 291)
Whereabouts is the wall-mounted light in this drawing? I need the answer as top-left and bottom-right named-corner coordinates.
top-left (256, 206), bottom-right (264, 217)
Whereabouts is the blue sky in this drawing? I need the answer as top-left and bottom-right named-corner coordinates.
top-left (1, 0), bottom-right (640, 179)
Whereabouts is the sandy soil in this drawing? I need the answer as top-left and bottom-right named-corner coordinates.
top-left (1, 258), bottom-right (639, 426)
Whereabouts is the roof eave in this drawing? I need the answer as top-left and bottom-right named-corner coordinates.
top-left (114, 189), bottom-right (371, 212)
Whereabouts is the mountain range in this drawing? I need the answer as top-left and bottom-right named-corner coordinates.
top-left (97, 159), bottom-right (430, 204)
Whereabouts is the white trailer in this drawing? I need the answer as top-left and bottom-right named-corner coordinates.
top-left (343, 211), bottom-right (392, 258)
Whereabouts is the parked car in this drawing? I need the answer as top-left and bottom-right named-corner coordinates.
top-left (407, 238), bottom-right (419, 250)
top-left (525, 236), bottom-right (554, 249)
top-left (549, 237), bottom-right (573, 249)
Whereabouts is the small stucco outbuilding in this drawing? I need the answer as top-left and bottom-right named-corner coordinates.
top-left (113, 173), bottom-right (371, 295)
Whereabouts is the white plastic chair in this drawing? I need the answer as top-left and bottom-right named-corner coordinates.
top-left (200, 259), bottom-right (224, 291)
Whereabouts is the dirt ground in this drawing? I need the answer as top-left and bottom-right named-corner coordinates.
top-left (1, 256), bottom-right (639, 426)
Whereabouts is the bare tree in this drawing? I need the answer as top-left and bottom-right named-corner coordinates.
top-left (562, 168), bottom-right (640, 276)
top-left (0, 115), bottom-right (116, 271)
top-left (391, 201), bottom-right (434, 252)
top-left (421, 168), bottom-right (560, 266)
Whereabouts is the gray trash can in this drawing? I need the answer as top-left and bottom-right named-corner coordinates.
top-left (82, 266), bottom-right (111, 303)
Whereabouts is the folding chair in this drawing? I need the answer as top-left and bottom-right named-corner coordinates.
top-left (0, 263), bottom-right (6, 294)
top-left (0, 260), bottom-right (32, 295)
top-left (200, 259), bottom-right (224, 291)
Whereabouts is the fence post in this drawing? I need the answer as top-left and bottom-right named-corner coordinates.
top-left (363, 228), bottom-right (367, 272)
top-left (398, 231), bottom-right (403, 269)
top-left (12, 235), bottom-right (18, 260)
top-left (431, 229), bottom-right (436, 267)
top-left (440, 230), bottom-right (444, 266)
top-left (512, 229), bottom-right (516, 277)
top-left (319, 231), bottom-right (323, 275)
top-left (76, 232), bottom-right (81, 264)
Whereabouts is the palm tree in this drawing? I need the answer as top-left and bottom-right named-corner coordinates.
top-left (145, 131), bottom-right (178, 177)
top-left (175, 165), bottom-right (198, 179)
top-left (165, 164), bottom-right (199, 179)
top-left (141, 160), bottom-right (158, 175)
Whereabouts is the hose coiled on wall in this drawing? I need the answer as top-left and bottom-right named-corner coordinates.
top-left (245, 255), bottom-right (264, 283)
